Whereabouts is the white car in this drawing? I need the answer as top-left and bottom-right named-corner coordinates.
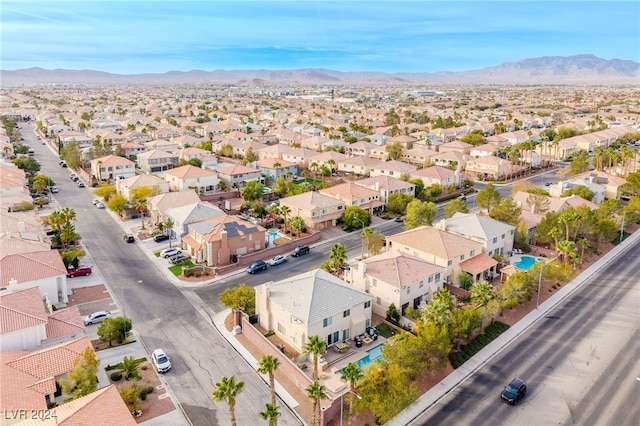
top-left (83, 311), bottom-right (111, 326)
top-left (91, 198), bottom-right (100, 205)
top-left (160, 248), bottom-right (180, 258)
top-left (95, 202), bottom-right (105, 209)
top-left (268, 255), bottom-right (287, 266)
top-left (151, 349), bottom-right (171, 373)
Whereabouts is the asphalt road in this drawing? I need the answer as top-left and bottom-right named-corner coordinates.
top-left (410, 236), bottom-right (640, 426)
top-left (23, 125), bottom-right (303, 426)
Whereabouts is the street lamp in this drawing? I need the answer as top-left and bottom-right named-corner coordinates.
top-left (340, 388), bottom-right (362, 426)
top-left (355, 217), bottom-right (365, 260)
top-left (620, 210), bottom-right (626, 244)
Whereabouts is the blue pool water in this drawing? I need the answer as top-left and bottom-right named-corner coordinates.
top-left (514, 255), bottom-right (544, 271)
top-left (266, 228), bottom-right (287, 244)
top-left (343, 344), bottom-right (385, 373)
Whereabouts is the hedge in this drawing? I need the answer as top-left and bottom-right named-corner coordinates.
top-left (448, 321), bottom-right (510, 369)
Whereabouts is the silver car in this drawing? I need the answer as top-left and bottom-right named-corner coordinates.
top-left (83, 311), bottom-right (111, 326)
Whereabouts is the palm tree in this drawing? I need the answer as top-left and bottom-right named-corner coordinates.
top-left (279, 205), bottom-right (291, 235)
top-left (47, 210), bottom-right (64, 233)
top-left (329, 243), bottom-right (348, 273)
top-left (60, 206), bottom-right (76, 225)
top-left (258, 403), bottom-right (280, 426)
top-left (289, 216), bottom-right (305, 238)
top-left (113, 355), bottom-right (144, 381)
top-left (549, 226), bottom-right (562, 249)
top-left (470, 281), bottom-right (495, 307)
top-left (577, 238), bottom-right (591, 265)
top-left (211, 375), bottom-right (245, 426)
top-left (257, 355), bottom-right (280, 406)
top-left (556, 240), bottom-right (578, 267)
top-left (303, 336), bottom-right (327, 380)
top-left (340, 363), bottom-right (364, 426)
top-left (305, 380), bottom-right (328, 426)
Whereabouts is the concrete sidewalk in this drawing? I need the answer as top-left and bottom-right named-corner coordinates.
top-left (388, 230), bottom-right (640, 426)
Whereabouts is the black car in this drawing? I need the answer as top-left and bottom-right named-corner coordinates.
top-left (153, 234), bottom-right (170, 243)
top-left (290, 245), bottom-right (310, 257)
top-left (246, 260), bottom-right (268, 274)
top-left (123, 234), bottom-right (135, 243)
top-left (501, 378), bottom-right (527, 405)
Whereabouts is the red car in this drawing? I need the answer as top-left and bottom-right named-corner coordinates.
top-left (66, 266), bottom-right (92, 278)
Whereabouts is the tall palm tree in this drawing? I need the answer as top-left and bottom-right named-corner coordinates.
top-left (60, 207), bottom-right (76, 225)
top-left (340, 363), bottom-right (364, 426)
top-left (258, 403), bottom-right (280, 426)
top-left (303, 336), bottom-right (327, 380)
top-left (279, 205), bottom-right (291, 234)
top-left (329, 243), bottom-right (348, 273)
top-left (211, 375), bottom-right (245, 426)
top-left (556, 240), bottom-right (578, 267)
top-left (257, 355), bottom-right (280, 405)
top-left (47, 210), bottom-right (64, 232)
top-left (577, 238), bottom-right (590, 265)
top-left (305, 380), bottom-right (328, 426)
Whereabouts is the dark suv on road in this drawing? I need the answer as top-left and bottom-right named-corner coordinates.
top-left (246, 260), bottom-right (268, 274)
top-left (290, 245), bottom-right (310, 257)
top-left (501, 378), bottom-right (527, 405)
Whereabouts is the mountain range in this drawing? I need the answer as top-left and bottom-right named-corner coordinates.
top-left (1, 55), bottom-right (638, 86)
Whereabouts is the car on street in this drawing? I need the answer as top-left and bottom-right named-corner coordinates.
top-left (290, 245), bottom-right (310, 257)
top-left (69, 173), bottom-right (78, 180)
top-left (83, 311), bottom-right (111, 326)
top-left (268, 255), bottom-right (287, 266)
top-left (123, 234), bottom-right (135, 243)
top-left (95, 202), bottom-right (105, 209)
top-left (61, 162), bottom-right (68, 168)
top-left (170, 254), bottom-right (190, 265)
top-left (49, 186), bottom-right (58, 193)
top-left (91, 198), bottom-right (101, 205)
top-left (394, 216), bottom-right (403, 222)
top-left (66, 266), bottom-right (93, 278)
top-left (501, 378), bottom-right (527, 405)
top-left (246, 260), bottom-right (268, 274)
top-left (151, 349), bottom-right (172, 373)
top-left (37, 136), bottom-right (41, 140)
top-left (76, 181), bottom-right (85, 188)
top-left (160, 248), bottom-right (180, 258)
top-left (153, 234), bottom-right (170, 243)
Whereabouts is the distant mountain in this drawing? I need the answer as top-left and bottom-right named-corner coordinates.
top-left (1, 55), bottom-right (638, 86)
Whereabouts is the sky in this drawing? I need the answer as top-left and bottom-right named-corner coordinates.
top-left (1, 0), bottom-right (638, 74)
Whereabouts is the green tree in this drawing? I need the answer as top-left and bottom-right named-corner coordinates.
top-left (97, 317), bottom-right (132, 347)
top-left (241, 180), bottom-right (264, 202)
top-left (594, 218), bottom-right (618, 251)
top-left (556, 240), bottom-right (578, 266)
top-left (131, 186), bottom-right (155, 229)
top-left (404, 199), bottom-right (437, 229)
top-left (257, 355), bottom-right (280, 406)
top-left (219, 284), bottom-right (256, 315)
top-left (119, 384), bottom-right (142, 414)
top-left (569, 150), bottom-right (590, 175)
top-left (444, 198), bottom-right (469, 218)
top-left (305, 380), bottom-right (328, 426)
top-left (258, 403), bottom-right (280, 426)
top-left (108, 194), bottom-right (130, 218)
top-left (340, 206), bottom-right (371, 230)
top-left (279, 205), bottom-right (291, 234)
top-left (59, 222), bottom-right (80, 248)
top-left (340, 363), bottom-right (364, 426)
top-left (470, 281), bottom-right (495, 307)
top-left (498, 271), bottom-right (536, 303)
top-left (289, 216), bottom-right (305, 238)
top-left (241, 147), bottom-right (258, 165)
top-left (475, 183), bottom-right (502, 212)
top-left (219, 143), bottom-right (234, 157)
top-left (561, 185), bottom-right (595, 201)
top-left (12, 156), bottom-right (41, 175)
top-left (59, 347), bottom-right (99, 401)
top-left (31, 174), bottom-right (52, 194)
top-left (448, 307), bottom-right (482, 349)
top-left (93, 185), bottom-right (116, 200)
top-left (386, 192), bottom-right (413, 214)
top-left (211, 375), bottom-right (245, 426)
top-left (624, 170), bottom-right (640, 196)
top-left (303, 336), bottom-right (327, 381)
top-left (362, 227), bottom-right (385, 256)
top-left (113, 356), bottom-right (145, 381)
top-left (420, 291), bottom-right (454, 326)
top-left (458, 271), bottom-right (474, 290)
top-left (385, 141), bottom-right (403, 160)
top-left (489, 198), bottom-right (522, 226)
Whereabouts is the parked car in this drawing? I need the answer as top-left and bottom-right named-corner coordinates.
top-left (394, 216), bottom-right (403, 222)
top-left (46, 229), bottom-right (59, 236)
top-left (76, 181), bottom-right (85, 188)
top-left (153, 234), bottom-right (170, 243)
top-left (290, 245), bottom-right (310, 257)
top-left (170, 254), bottom-right (190, 265)
top-left (123, 234), bottom-right (135, 243)
top-left (501, 378), bottom-right (527, 405)
top-left (246, 260), bottom-right (268, 274)
top-left (95, 202), bottom-right (105, 209)
top-left (268, 255), bottom-right (287, 266)
top-left (151, 349), bottom-right (171, 373)
top-left (82, 311), bottom-right (111, 326)
top-left (91, 198), bottom-right (101, 205)
top-left (66, 266), bottom-right (92, 278)
top-left (61, 162), bottom-right (68, 168)
top-left (160, 248), bottom-right (180, 258)
top-left (49, 186), bottom-right (58, 193)
top-left (69, 173), bottom-right (78, 180)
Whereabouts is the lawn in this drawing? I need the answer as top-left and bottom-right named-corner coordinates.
top-left (168, 261), bottom-right (195, 276)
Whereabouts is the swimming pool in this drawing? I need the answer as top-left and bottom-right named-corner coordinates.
top-left (513, 255), bottom-right (544, 271)
top-left (266, 228), bottom-right (288, 245)
top-left (343, 344), bottom-right (385, 373)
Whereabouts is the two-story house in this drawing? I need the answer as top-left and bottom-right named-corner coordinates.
top-left (163, 164), bottom-right (220, 194)
top-left (412, 165), bottom-right (462, 189)
top-left (353, 175), bottom-right (416, 205)
top-left (116, 173), bottom-right (169, 201)
top-left (319, 182), bottom-right (384, 214)
top-left (90, 155), bottom-right (136, 182)
top-left (213, 164), bottom-right (263, 189)
top-left (279, 191), bottom-right (346, 230)
top-left (436, 213), bottom-right (516, 259)
top-left (254, 158), bottom-right (298, 182)
top-left (369, 160), bottom-right (417, 178)
top-left (337, 155), bottom-right (382, 176)
top-left (136, 149), bottom-right (178, 174)
top-left (255, 268), bottom-right (373, 353)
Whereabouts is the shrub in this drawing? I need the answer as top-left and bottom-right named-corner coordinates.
top-left (140, 385), bottom-right (154, 400)
top-left (449, 321), bottom-right (510, 369)
top-left (110, 371), bottom-right (123, 381)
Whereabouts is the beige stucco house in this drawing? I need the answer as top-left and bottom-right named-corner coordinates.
top-left (319, 182), bottom-right (384, 214)
top-left (90, 155), bottom-right (136, 182)
top-left (163, 164), bottom-right (220, 194)
top-left (116, 173), bottom-right (169, 201)
top-left (279, 191), bottom-right (345, 230)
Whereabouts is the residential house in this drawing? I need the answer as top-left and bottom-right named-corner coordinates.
top-left (430, 150), bottom-right (469, 171)
top-left (436, 213), bottom-right (516, 258)
top-left (120, 141), bottom-right (146, 159)
top-left (213, 163), bottom-right (263, 189)
top-left (368, 144), bottom-right (389, 161)
top-left (282, 147), bottom-right (318, 169)
top-left (345, 141), bottom-right (377, 158)
top-left (163, 165), bottom-right (220, 194)
top-left (90, 155), bottom-right (136, 182)
top-left (179, 146), bottom-right (210, 163)
top-left (255, 268), bottom-right (373, 353)
top-left (136, 149), bottom-right (178, 174)
top-left (143, 139), bottom-right (180, 154)
top-left (385, 226), bottom-right (487, 286)
top-left (465, 156), bottom-right (512, 180)
top-left (319, 182), bottom-right (384, 214)
top-left (148, 190), bottom-right (202, 225)
top-left (279, 191), bottom-right (345, 230)
top-left (115, 177), bottom-right (168, 209)
top-left (387, 134), bottom-right (418, 150)
top-left (401, 146), bottom-right (438, 166)
top-left (0, 287), bottom-right (85, 351)
top-left (257, 143), bottom-right (294, 160)
top-left (344, 250), bottom-right (444, 317)
top-left (255, 158), bottom-right (298, 182)
top-left (165, 201), bottom-right (227, 240)
top-left (56, 131), bottom-right (92, 149)
top-left (556, 170), bottom-right (627, 201)
top-left (369, 160), bottom-right (417, 179)
top-left (308, 151), bottom-right (347, 173)
top-left (470, 143), bottom-right (500, 158)
top-left (337, 155), bottom-right (382, 176)
top-left (301, 135), bottom-right (331, 151)
top-left (412, 165), bottom-right (462, 189)
top-left (182, 215), bottom-right (266, 267)
top-left (353, 175), bottom-right (416, 205)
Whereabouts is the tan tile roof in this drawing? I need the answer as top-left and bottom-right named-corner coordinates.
top-left (354, 175), bottom-right (415, 192)
top-left (93, 154), bottom-right (135, 167)
top-left (412, 165), bottom-right (456, 179)
top-left (149, 190), bottom-right (201, 214)
top-left (371, 160), bottom-right (417, 173)
top-left (280, 191), bottom-right (345, 209)
top-left (0, 250), bottom-right (67, 287)
top-left (338, 156), bottom-right (383, 167)
top-left (215, 164), bottom-right (260, 175)
top-left (118, 173), bottom-right (165, 188)
top-left (0, 287), bottom-right (48, 334)
top-left (356, 250), bottom-right (444, 289)
top-left (164, 164), bottom-right (217, 179)
top-left (459, 253), bottom-right (498, 274)
top-left (387, 226), bottom-right (483, 259)
top-left (319, 182), bottom-right (380, 202)
top-left (255, 157), bottom-right (296, 168)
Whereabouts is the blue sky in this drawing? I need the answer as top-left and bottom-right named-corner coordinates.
top-left (2, 1), bottom-right (638, 74)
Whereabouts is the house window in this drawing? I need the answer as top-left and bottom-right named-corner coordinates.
top-left (447, 259), bottom-right (453, 266)
top-left (366, 318), bottom-right (371, 328)
top-left (435, 273), bottom-right (441, 282)
top-left (343, 309), bottom-right (350, 317)
top-left (428, 276), bottom-right (433, 283)
top-left (372, 278), bottom-right (377, 287)
top-left (406, 287), bottom-right (410, 294)
top-left (343, 329), bottom-right (350, 341)
top-left (460, 254), bottom-right (465, 261)
top-left (277, 323), bottom-right (286, 335)
top-left (493, 237), bottom-right (498, 243)
top-left (323, 317), bottom-right (332, 327)
top-left (322, 209), bottom-right (327, 214)
top-left (364, 301), bottom-right (371, 309)
top-left (419, 281), bottom-right (424, 288)
top-left (312, 211), bottom-right (318, 217)
top-left (376, 296), bottom-right (381, 305)
top-left (470, 250), bottom-right (475, 257)
top-left (337, 206), bottom-right (343, 210)
top-left (502, 234), bottom-right (505, 239)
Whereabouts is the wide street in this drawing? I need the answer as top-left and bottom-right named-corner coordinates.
top-left (406, 235), bottom-right (640, 426)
